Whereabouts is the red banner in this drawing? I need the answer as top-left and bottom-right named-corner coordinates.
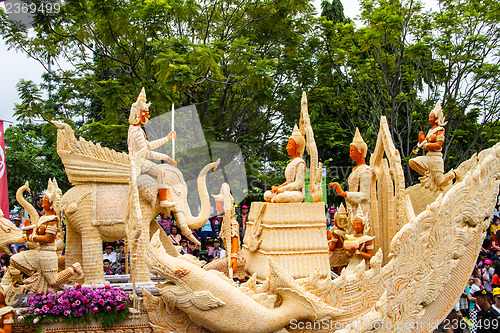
top-left (0, 121), bottom-right (9, 219)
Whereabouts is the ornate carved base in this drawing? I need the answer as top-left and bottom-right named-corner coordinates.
top-left (242, 202), bottom-right (330, 280)
top-left (14, 314), bottom-right (152, 333)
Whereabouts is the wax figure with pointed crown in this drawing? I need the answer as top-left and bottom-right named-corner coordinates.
top-left (409, 101), bottom-right (456, 189)
top-left (128, 88), bottom-right (178, 207)
top-left (328, 203), bottom-right (349, 274)
top-left (330, 128), bottom-right (373, 220)
top-left (264, 125), bottom-right (306, 203)
top-left (212, 184), bottom-right (239, 275)
top-left (10, 179), bottom-right (83, 294)
top-left (343, 205), bottom-right (375, 271)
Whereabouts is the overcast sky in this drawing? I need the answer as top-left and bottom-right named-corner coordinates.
top-left (0, 0), bottom-right (436, 126)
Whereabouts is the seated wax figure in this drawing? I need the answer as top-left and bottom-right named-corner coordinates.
top-left (127, 88), bottom-right (177, 208)
top-left (10, 179), bottom-right (83, 294)
top-left (264, 125), bottom-right (306, 203)
top-left (409, 102), bottom-right (456, 189)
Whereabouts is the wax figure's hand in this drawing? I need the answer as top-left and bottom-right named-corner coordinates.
top-left (167, 131), bottom-right (177, 141)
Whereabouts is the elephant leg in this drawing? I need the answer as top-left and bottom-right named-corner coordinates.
top-left (81, 230), bottom-right (105, 284)
top-left (65, 222), bottom-right (82, 279)
top-left (132, 214), bottom-right (152, 283)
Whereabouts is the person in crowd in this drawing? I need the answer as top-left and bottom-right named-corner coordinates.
top-left (478, 252), bottom-right (488, 269)
top-left (157, 213), bottom-right (174, 234)
top-left (17, 245), bottom-right (27, 253)
top-left (492, 288), bottom-right (500, 313)
top-left (103, 259), bottom-right (115, 275)
top-left (115, 259), bottom-right (126, 275)
top-left (236, 205), bottom-right (249, 240)
top-left (200, 219), bottom-right (216, 251)
top-left (490, 216), bottom-right (500, 238)
top-left (467, 276), bottom-right (481, 333)
top-left (492, 263), bottom-right (500, 289)
top-left (488, 231), bottom-right (500, 256)
top-left (34, 196), bottom-right (44, 216)
top-left (473, 289), bottom-right (500, 333)
top-left (208, 239), bottom-right (225, 259)
top-left (180, 239), bottom-right (193, 255)
top-left (169, 225), bottom-right (182, 246)
top-left (187, 234), bottom-right (200, 257)
top-left (210, 210), bottom-right (223, 238)
top-left (117, 244), bottom-right (127, 263)
top-left (0, 254), bottom-right (9, 278)
top-left (103, 245), bottom-right (118, 268)
top-left (482, 259), bottom-right (494, 293)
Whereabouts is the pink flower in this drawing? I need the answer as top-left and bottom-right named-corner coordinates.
top-left (64, 309), bottom-right (71, 316)
top-left (106, 306), bottom-right (111, 311)
top-left (92, 307), bottom-right (98, 314)
top-left (75, 291), bottom-right (82, 297)
top-left (17, 316), bottom-right (23, 322)
top-left (117, 303), bottom-right (125, 311)
top-left (98, 299), bottom-right (105, 306)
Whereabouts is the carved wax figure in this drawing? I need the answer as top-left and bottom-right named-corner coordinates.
top-left (128, 88), bottom-right (177, 208)
top-left (11, 179), bottom-right (83, 294)
top-left (409, 101), bottom-right (455, 189)
top-left (264, 125), bottom-right (306, 203)
top-left (0, 272), bottom-right (17, 333)
top-left (330, 128), bottom-right (373, 221)
top-left (343, 206), bottom-right (375, 271)
top-left (213, 183), bottom-right (239, 274)
top-left (328, 203), bottom-right (349, 274)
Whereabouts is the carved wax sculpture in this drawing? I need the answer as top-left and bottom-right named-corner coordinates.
top-left (54, 90), bottom-right (219, 283)
top-left (143, 108), bottom-right (500, 333)
top-left (328, 203), bottom-right (349, 274)
top-left (409, 101), bottom-right (456, 190)
top-left (212, 183), bottom-right (239, 277)
top-left (343, 205), bottom-right (375, 275)
top-left (128, 87), bottom-right (177, 208)
top-left (330, 128), bottom-right (373, 227)
top-left (146, 230), bottom-right (341, 333)
top-left (0, 209), bottom-right (24, 256)
top-left (264, 124), bottom-right (306, 203)
top-left (11, 179), bottom-right (83, 294)
top-left (0, 270), bottom-right (18, 333)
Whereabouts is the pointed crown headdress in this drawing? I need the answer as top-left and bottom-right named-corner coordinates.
top-left (430, 101), bottom-right (447, 126)
top-left (334, 202), bottom-right (348, 229)
top-left (289, 124), bottom-right (305, 157)
top-left (351, 127), bottom-right (368, 158)
top-left (44, 178), bottom-right (62, 212)
top-left (129, 88), bottom-right (151, 125)
top-left (352, 205), bottom-right (370, 233)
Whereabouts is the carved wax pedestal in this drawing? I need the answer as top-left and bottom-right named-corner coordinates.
top-left (242, 201), bottom-right (330, 280)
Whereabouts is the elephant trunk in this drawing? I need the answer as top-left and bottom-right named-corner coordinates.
top-left (16, 181), bottom-right (39, 226)
top-left (184, 158), bottom-right (220, 230)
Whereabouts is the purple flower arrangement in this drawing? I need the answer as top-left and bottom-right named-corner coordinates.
top-left (21, 284), bottom-right (131, 328)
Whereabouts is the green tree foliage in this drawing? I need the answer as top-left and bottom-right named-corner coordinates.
top-left (4, 121), bottom-right (69, 208)
top-left (313, 0), bottom-right (500, 186)
top-left (0, 0), bottom-right (317, 198)
top-left (2, 0), bottom-right (500, 206)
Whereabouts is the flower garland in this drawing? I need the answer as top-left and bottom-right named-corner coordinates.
top-left (20, 283), bottom-right (131, 329)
